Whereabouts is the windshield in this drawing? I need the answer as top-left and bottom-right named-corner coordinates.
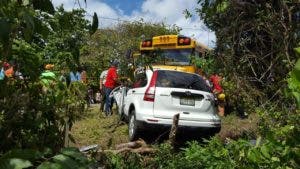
top-left (141, 49), bottom-right (193, 66)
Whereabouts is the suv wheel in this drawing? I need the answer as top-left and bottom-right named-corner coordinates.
top-left (128, 110), bottom-right (139, 141)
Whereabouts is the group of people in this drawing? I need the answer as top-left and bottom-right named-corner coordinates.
top-left (0, 61), bottom-right (23, 80)
top-left (41, 64), bottom-right (97, 107)
top-left (40, 64), bottom-right (87, 85)
top-left (0, 60), bottom-right (87, 86)
top-left (1, 57), bottom-right (243, 118)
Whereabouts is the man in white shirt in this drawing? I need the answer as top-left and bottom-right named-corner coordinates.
top-left (99, 69), bottom-right (108, 112)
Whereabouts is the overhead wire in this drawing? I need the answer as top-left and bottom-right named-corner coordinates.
top-left (85, 13), bottom-right (209, 31)
top-left (85, 12), bottom-right (214, 47)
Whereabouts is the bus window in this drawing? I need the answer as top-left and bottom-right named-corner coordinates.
top-left (141, 49), bottom-right (194, 66)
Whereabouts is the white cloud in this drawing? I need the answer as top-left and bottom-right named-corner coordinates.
top-left (52, 0), bottom-right (215, 47)
top-left (52, 0), bottom-right (120, 27)
top-left (140, 0), bottom-right (194, 23)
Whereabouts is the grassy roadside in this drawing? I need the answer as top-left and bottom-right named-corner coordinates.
top-left (70, 104), bottom-right (128, 149)
top-left (218, 113), bottom-right (259, 141)
top-left (70, 105), bottom-right (259, 150)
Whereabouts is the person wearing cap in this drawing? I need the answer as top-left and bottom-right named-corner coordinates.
top-left (3, 62), bottom-right (14, 78)
top-left (41, 64), bottom-right (56, 91)
top-left (104, 60), bottom-right (119, 116)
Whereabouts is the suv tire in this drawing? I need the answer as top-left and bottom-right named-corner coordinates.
top-left (128, 110), bottom-right (140, 141)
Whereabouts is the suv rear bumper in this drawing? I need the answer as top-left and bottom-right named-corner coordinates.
top-left (136, 115), bottom-right (221, 130)
top-left (136, 120), bottom-right (221, 136)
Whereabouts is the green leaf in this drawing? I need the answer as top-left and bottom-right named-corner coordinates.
top-left (33, 17), bottom-right (51, 38)
top-left (52, 154), bottom-right (83, 169)
top-left (271, 156), bottom-right (280, 162)
top-left (255, 136), bottom-right (262, 147)
top-left (260, 145), bottom-right (271, 159)
top-left (24, 0), bottom-right (30, 6)
top-left (42, 148), bottom-right (53, 156)
top-left (37, 162), bottom-right (63, 169)
top-left (20, 9), bottom-right (35, 42)
top-left (294, 47), bottom-right (300, 56)
top-left (293, 59), bottom-right (300, 82)
top-left (0, 149), bottom-right (42, 161)
top-left (216, 1), bottom-right (229, 13)
top-left (0, 18), bottom-right (11, 44)
top-left (60, 148), bottom-right (89, 164)
top-left (0, 158), bottom-right (32, 169)
top-left (292, 92), bottom-right (300, 108)
top-left (247, 149), bottom-right (264, 163)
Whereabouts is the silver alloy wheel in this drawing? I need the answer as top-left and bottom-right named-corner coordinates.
top-left (129, 114), bottom-right (135, 139)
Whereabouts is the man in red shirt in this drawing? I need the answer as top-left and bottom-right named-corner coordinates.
top-left (104, 60), bottom-right (119, 116)
top-left (210, 73), bottom-right (223, 94)
top-left (210, 73), bottom-right (225, 116)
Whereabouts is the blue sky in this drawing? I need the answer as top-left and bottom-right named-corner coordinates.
top-left (52, 0), bottom-right (215, 47)
top-left (101, 0), bottom-right (143, 15)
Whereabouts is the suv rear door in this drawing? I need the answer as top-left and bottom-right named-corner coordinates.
top-left (153, 70), bottom-right (216, 121)
top-left (124, 72), bottom-right (148, 114)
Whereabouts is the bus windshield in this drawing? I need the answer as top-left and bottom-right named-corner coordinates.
top-left (141, 49), bottom-right (193, 66)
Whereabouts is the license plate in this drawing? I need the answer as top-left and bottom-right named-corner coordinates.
top-left (180, 97), bottom-right (195, 106)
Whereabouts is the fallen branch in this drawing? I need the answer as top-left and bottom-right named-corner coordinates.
top-left (102, 139), bottom-right (155, 155)
top-left (104, 147), bottom-right (156, 154)
top-left (115, 139), bottom-right (147, 150)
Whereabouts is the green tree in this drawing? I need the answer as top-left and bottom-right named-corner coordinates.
top-left (81, 20), bottom-right (180, 87)
top-left (0, 0), bottom-right (97, 153)
top-left (196, 0), bottom-right (299, 99)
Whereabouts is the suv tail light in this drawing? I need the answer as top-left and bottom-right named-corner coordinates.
top-left (143, 71), bottom-right (158, 102)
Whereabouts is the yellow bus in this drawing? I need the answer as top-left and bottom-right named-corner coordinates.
top-left (138, 35), bottom-right (210, 73)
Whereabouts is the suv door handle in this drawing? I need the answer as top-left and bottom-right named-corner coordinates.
top-left (132, 90), bottom-right (135, 93)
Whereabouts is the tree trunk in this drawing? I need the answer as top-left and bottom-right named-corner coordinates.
top-left (169, 113), bottom-right (180, 149)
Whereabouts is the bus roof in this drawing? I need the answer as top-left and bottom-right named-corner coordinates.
top-left (140, 34), bottom-right (211, 52)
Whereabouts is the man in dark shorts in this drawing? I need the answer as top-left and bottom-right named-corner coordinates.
top-left (104, 60), bottom-right (119, 116)
top-left (99, 69), bottom-right (108, 112)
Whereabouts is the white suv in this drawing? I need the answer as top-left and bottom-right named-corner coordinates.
top-left (122, 69), bottom-right (221, 141)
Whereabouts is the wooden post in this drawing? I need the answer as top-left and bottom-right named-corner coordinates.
top-left (169, 113), bottom-right (180, 148)
top-left (64, 118), bottom-right (69, 147)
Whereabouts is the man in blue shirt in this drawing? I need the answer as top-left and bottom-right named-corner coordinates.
top-left (70, 68), bottom-right (81, 82)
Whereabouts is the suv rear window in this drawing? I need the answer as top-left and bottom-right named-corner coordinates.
top-left (156, 70), bottom-right (211, 92)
